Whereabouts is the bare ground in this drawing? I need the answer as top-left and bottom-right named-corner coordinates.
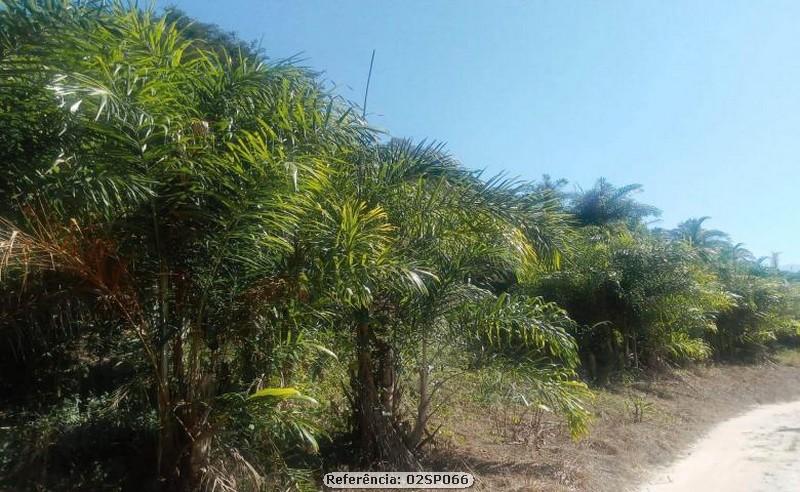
top-left (640, 399), bottom-right (800, 491)
top-left (424, 360), bottom-right (800, 491)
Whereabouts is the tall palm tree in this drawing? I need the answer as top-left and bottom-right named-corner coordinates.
top-left (674, 217), bottom-right (730, 253)
top-left (0, 3), bottom-right (369, 489)
top-left (255, 135), bottom-right (588, 468)
top-left (570, 178), bottom-right (661, 227)
top-left (0, 2), bottom-right (592, 485)
top-left (770, 251), bottom-right (782, 271)
top-left (729, 242), bottom-right (755, 263)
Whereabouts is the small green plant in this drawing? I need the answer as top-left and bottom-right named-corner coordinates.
top-left (488, 398), bottom-right (549, 447)
top-left (625, 395), bottom-right (653, 423)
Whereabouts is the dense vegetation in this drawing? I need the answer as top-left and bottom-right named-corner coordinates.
top-left (1, 3), bottom-right (798, 491)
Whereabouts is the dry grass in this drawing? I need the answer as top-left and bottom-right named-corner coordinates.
top-left (423, 362), bottom-right (800, 492)
top-left (773, 347), bottom-right (800, 367)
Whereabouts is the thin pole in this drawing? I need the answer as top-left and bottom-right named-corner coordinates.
top-left (362, 49), bottom-right (375, 119)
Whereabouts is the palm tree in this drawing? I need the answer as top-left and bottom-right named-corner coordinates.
top-left (729, 243), bottom-right (755, 263)
top-left (319, 139), bottom-right (589, 465)
top-left (770, 251), bottom-right (782, 271)
top-left (716, 242), bottom-right (755, 273)
top-left (2, 4), bottom-right (798, 491)
top-left (674, 217), bottom-right (730, 254)
top-left (0, 3), bottom-right (369, 489)
top-left (0, 3), bottom-right (593, 485)
top-left (570, 178), bottom-right (661, 227)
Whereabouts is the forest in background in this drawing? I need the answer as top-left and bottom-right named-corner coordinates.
top-left (1, 2), bottom-right (799, 491)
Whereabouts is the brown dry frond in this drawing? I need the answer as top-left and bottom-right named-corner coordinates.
top-left (0, 212), bottom-right (162, 371)
top-left (0, 214), bottom-right (136, 308)
top-left (202, 445), bottom-right (264, 492)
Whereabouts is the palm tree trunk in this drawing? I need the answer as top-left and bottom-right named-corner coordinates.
top-left (160, 382), bottom-right (213, 491)
top-left (352, 319), bottom-right (419, 469)
top-left (354, 320), bottom-right (379, 460)
top-left (409, 333), bottom-right (429, 448)
top-left (158, 320), bottom-right (213, 490)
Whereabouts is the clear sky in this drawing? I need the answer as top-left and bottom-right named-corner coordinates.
top-left (158, 0), bottom-right (799, 266)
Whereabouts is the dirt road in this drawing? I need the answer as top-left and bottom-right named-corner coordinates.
top-left (640, 399), bottom-right (800, 492)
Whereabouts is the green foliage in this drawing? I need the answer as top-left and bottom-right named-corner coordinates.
top-left (711, 272), bottom-right (800, 359)
top-left (457, 294), bottom-right (580, 367)
top-left (0, 1), bottom-right (592, 487)
top-left (0, 2), bottom-right (797, 490)
top-left (470, 363), bottom-right (593, 439)
top-left (0, 392), bottom-right (157, 490)
top-left (570, 178), bottom-right (660, 227)
top-left (625, 395), bottom-right (654, 423)
top-left (531, 229), bottom-right (729, 377)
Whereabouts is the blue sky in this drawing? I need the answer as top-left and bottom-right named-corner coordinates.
top-left (159, 0), bottom-right (799, 266)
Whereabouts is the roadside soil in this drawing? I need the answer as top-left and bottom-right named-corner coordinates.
top-left (639, 399), bottom-right (800, 492)
top-left (425, 360), bottom-right (800, 491)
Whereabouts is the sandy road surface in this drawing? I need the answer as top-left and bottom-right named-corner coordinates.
top-left (640, 400), bottom-right (800, 492)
